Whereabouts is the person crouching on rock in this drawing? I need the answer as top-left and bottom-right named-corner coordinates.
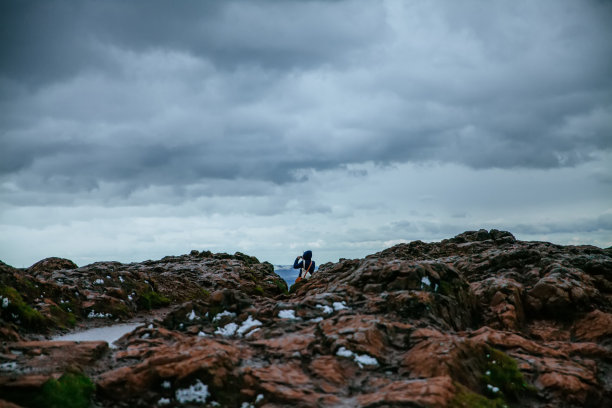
top-left (294, 250), bottom-right (315, 283)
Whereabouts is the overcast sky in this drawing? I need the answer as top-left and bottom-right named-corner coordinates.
top-left (1, 0), bottom-right (611, 268)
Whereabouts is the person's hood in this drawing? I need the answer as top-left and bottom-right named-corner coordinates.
top-left (302, 250), bottom-right (312, 261)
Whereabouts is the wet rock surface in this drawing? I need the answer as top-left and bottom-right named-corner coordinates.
top-left (1, 229), bottom-right (611, 407)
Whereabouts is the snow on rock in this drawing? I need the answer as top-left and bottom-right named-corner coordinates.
top-left (354, 353), bottom-right (379, 368)
top-left (332, 301), bottom-right (349, 311)
top-left (278, 309), bottom-right (298, 319)
top-left (0, 362), bottom-right (18, 371)
top-left (93, 279), bottom-right (104, 285)
top-left (487, 384), bottom-right (500, 393)
top-left (197, 331), bottom-right (208, 337)
top-left (88, 310), bottom-right (112, 319)
top-left (157, 397), bottom-right (171, 406)
top-left (336, 347), bottom-right (354, 358)
top-left (420, 276), bottom-right (431, 288)
top-left (175, 380), bottom-right (209, 404)
top-left (336, 347), bottom-right (379, 368)
top-left (316, 304), bottom-right (333, 314)
top-left (236, 315), bottom-right (263, 336)
top-left (245, 328), bottom-right (260, 338)
top-left (187, 310), bottom-right (199, 321)
top-left (213, 310), bottom-right (236, 322)
top-left (215, 322), bottom-right (238, 337)
top-left (1, 297), bottom-right (9, 308)
top-left (214, 316), bottom-right (262, 338)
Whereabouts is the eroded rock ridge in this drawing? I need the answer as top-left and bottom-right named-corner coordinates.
top-left (1, 229), bottom-right (611, 407)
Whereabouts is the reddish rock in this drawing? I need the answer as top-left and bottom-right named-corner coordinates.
top-left (400, 328), bottom-right (486, 390)
top-left (244, 363), bottom-right (323, 407)
top-left (1, 230), bottom-right (611, 408)
top-left (357, 376), bottom-right (456, 407)
top-left (0, 400), bottom-right (24, 408)
top-left (97, 336), bottom-right (240, 400)
top-left (572, 309), bottom-right (612, 342)
top-left (28, 257), bottom-right (77, 274)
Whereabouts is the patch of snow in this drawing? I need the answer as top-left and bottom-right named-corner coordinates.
top-left (336, 347), bottom-right (354, 358)
top-left (354, 353), bottom-right (379, 368)
top-left (1, 297), bottom-right (9, 308)
top-left (141, 333), bottom-right (150, 339)
top-left (161, 380), bottom-right (171, 389)
top-left (336, 347), bottom-right (378, 368)
top-left (487, 384), bottom-right (500, 393)
top-left (119, 276), bottom-right (124, 283)
top-left (157, 397), bottom-right (171, 406)
top-left (332, 301), bottom-right (348, 311)
top-left (213, 310), bottom-right (236, 322)
top-left (237, 315), bottom-right (263, 336)
top-left (310, 317), bottom-right (323, 323)
top-left (278, 309), bottom-right (297, 319)
top-left (255, 394), bottom-right (264, 403)
top-left (0, 362), bottom-right (18, 371)
top-left (93, 279), bottom-right (104, 285)
top-left (420, 276), bottom-right (431, 288)
top-left (241, 403), bottom-right (255, 408)
top-left (198, 331), bottom-right (207, 337)
top-left (175, 379), bottom-right (209, 404)
top-left (215, 322), bottom-right (238, 337)
top-left (106, 275), bottom-right (111, 279)
top-left (148, 324), bottom-right (154, 329)
top-left (128, 295), bottom-right (133, 301)
top-left (187, 310), bottom-right (199, 321)
top-left (87, 310), bottom-right (112, 319)
top-left (316, 304), bottom-right (333, 314)
top-left (245, 328), bottom-right (260, 338)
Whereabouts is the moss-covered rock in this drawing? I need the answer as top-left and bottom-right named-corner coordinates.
top-left (0, 285), bottom-right (48, 331)
top-left (482, 348), bottom-right (534, 401)
top-left (137, 290), bottom-right (171, 310)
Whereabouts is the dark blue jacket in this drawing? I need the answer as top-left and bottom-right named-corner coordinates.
top-left (293, 250), bottom-right (315, 274)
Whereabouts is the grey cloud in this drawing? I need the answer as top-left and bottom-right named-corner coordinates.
top-left (1, 0), bottom-right (611, 204)
top-left (510, 214), bottom-right (612, 236)
top-left (0, 0), bottom-right (385, 86)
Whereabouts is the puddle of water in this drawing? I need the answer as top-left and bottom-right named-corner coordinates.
top-left (51, 323), bottom-right (142, 347)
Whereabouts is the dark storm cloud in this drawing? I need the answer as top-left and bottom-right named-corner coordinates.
top-left (0, 0), bottom-right (382, 85)
top-left (1, 0), bottom-right (611, 203)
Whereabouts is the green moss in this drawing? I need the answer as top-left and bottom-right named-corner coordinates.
top-left (449, 384), bottom-right (507, 408)
top-left (137, 290), bottom-right (171, 310)
top-left (273, 278), bottom-right (289, 295)
top-left (189, 288), bottom-right (210, 301)
top-left (482, 348), bottom-right (534, 400)
top-left (253, 285), bottom-right (264, 295)
top-left (0, 285), bottom-right (48, 330)
top-left (48, 304), bottom-right (77, 329)
top-left (289, 278), bottom-right (306, 294)
top-left (38, 372), bottom-right (95, 408)
top-left (438, 280), bottom-right (454, 296)
top-left (109, 302), bottom-right (131, 317)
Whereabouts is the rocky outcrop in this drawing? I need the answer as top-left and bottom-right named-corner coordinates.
top-left (1, 230), bottom-right (611, 407)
